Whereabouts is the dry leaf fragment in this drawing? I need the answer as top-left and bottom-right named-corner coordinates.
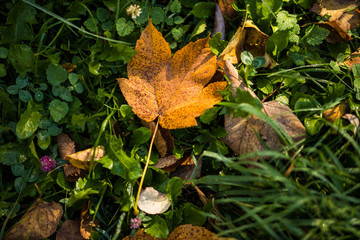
top-left (311, 0), bottom-right (360, 32)
top-left (57, 133), bottom-right (76, 160)
top-left (323, 102), bottom-right (347, 122)
top-left (343, 113), bottom-right (359, 134)
top-left (63, 163), bottom-right (86, 182)
top-left (170, 158), bottom-right (202, 182)
top-left (5, 202), bottom-right (63, 240)
top-left (343, 47), bottom-right (360, 69)
top-left (61, 63), bottom-right (77, 73)
top-left (168, 224), bottom-right (237, 240)
top-left (56, 220), bottom-right (85, 240)
top-left (154, 155), bottom-right (181, 172)
top-left (122, 228), bottom-right (158, 240)
top-left (137, 187), bottom-right (171, 214)
top-left (65, 146), bottom-right (105, 170)
top-left (142, 120), bottom-right (174, 157)
top-left (117, 20), bottom-right (227, 130)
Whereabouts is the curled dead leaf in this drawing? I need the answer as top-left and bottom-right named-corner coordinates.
top-left (343, 113), bottom-right (359, 135)
top-left (117, 20), bottom-right (227, 130)
top-left (56, 220), bottom-right (85, 240)
top-left (80, 203), bottom-right (100, 239)
top-left (219, 0), bottom-right (236, 19)
top-left (213, 3), bottom-right (226, 40)
top-left (57, 133), bottom-right (76, 160)
top-left (142, 120), bottom-right (174, 157)
top-left (311, 0), bottom-right (360, 32)
top-left (137, 187), bottom-right (171, 215)
top-left (219, 21), bottom-right (275, 68)
top-left (301, 22), bottom-right (352, 43)
top-left (323, 102), bottom-right (347, 122)
top-left (61, 62), bottom-right (77, 73)
top-left (65, 145), bottom-right (105, 170)
top-left (5, 202), bottom-right (63, 240)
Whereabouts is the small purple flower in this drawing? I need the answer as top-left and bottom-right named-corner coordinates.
top-left (130, 217), bottom-right (142, 229)
top-left (40, 155), bottom-right (56, 172)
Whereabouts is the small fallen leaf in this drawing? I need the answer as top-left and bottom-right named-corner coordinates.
top-left (137, 187), bottom-right (171, 214)
top-left (5, 202), bottom-right (63, 240)
top-left (301, 22), bottom-right (352, 43)
top-left (343, 47), bottom-right (360, 69)
top-left (213, 3), bottom-right (226, 40)
top-left (57, 133), bottom-right (76, 160)
top-left (56, 220), bottom-right (85, 240)
top-left (343, 113), bottom-right (359, 135)
top-left (65, 145), bottom-right (105, 170)
top-left (80, 203), bottom-right (100, 239)
top-left (323, 102), bottom-right (347, 122)
top-left (117, 20), bottom-right (227, 130)
top-left (222, 60), bottom-right (305, 162)
top-left (63, 163), bottom-right (86, 182)
top-left (219, 0), bottom-right (236, 19)
top-left (142, 120), bottom-right (174, 157)
top-left (311, 0), bottom-right (360, 32)
top-left (121, 228), bottom-right (157, 240)
top-left (61, 62), bottom-right (77, 73)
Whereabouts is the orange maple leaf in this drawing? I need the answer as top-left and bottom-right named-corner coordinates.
top-left (117, 20), bottom-right (227, 129)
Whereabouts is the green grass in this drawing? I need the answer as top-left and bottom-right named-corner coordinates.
top-left (1, 0), bottom-right (360, 239)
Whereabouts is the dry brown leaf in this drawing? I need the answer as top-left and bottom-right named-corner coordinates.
top-left (5, 202), bottom-right (63, 240)
top-left (221, 60), bottom-right (305, 161)
top-left (80, 203), bottom-right (100, 239)
top-left (219, 21), bottom-right (275, 67)
top-left (57, 133), bottom-right (76, 160)
top-left (343, 113), bottom-right (360, 135)
top-left (343, 47), bottom-right (360, 69)
top-left (223, 101), bottom-right (306, 161)
top-left (65, 145), bottom-right (105, 170)
top-left (122, 228), bottom-right (158, 240)
top-left (311, 0), bottom-right (360, 32)
top-left (137, 187), bottom-right (171, 214)
top-left (213, 3), bottom-right (226, 40)
top-left (219, 0), bottom-right (236, 19)
top-left (323, 102), bottom-right (347, 122)
top-left (142, 120), bottom-right (174, 157)
top-left (117, 20), bottom-right (227, 130)
top-left (56, 220), bottom-right (85, 240)
top-left (61, 62), bottom-right (77, 73)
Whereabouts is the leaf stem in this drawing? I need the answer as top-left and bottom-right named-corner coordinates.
top-left (133, 118), bottom-right (160, 215)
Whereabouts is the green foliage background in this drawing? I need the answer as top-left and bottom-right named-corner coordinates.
top-left (1, 0), bottom-right (360, 239)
